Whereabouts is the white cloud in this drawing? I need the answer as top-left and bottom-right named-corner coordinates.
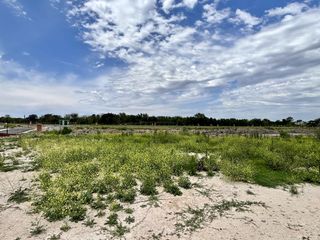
top-left (182, 0), bottom-right (198, 9)
top-left (160, 0), bottom-right (198, 14)
top-left (68, 3), bottom-right (320, 119)
top-left (231, 9), bottom-right (261, 27)
top-left (202, 3), bottom-right (230, 24)
top-left (162, 0), bottom-right (175, 13)
top-left (2, 1), bottom-right (320, 119)
top-left (22, 51), bottom-right (30, 56)
top-left (266, 2), bottom-right (309, 17)
top-left (2, 0), bottom-right (30, 19)
top-left (68, 0), bottom-right (191, 63)
top-left (0, 59), bottom-right (83, 116)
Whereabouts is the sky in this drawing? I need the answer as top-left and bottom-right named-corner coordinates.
top-left (0, 0), bottom-right (319, 120)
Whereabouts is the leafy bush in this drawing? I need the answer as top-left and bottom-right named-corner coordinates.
top-left (68, 204), bottom-right (86, 222)
top-left (219, 161), bottom-right (254, 182)
top-left (203, 153), bottom-right (220, 172)
top-left (264, 151), bottom-right (287, 171)
top-left (279, 130), bottom-right (290, 138)
top-left (140, 178), bottom-right (158, 196)
top-left (60, 127), bottom-right (72, 135)
top-left (185, 156), bottom-right (198, 176)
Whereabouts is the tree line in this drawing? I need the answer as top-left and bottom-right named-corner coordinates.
top-left (0, 113), bottom-right (319, 127)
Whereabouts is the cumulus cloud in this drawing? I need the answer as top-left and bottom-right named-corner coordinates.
top-left (66, 1), bottom-right (320, 119)
top-left (231, 9), bottom-right (261, 28)
top-left (2, 1), bottom-right (320, 119)
top-left (266, 2), bottom-right (309, 17)
top-left (160, 0), bottom-right (198, 13)
top-left (182, 0), bottom-right (198, 9)
top-left (162, 0), bottom-right (175, 13)
top-left (202, 2), bottom-right (230, 24)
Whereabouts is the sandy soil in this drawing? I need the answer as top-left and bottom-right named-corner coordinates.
top-left (0, 145), bottom-right (320, 240)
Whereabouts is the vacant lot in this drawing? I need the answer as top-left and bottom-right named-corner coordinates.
top-left (0, 131), bottom-right (320, 239)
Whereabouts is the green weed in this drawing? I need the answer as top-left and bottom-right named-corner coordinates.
top-left (18, 133), bottom-right (320, 222)
top-left (60, 221), bottom-right (71, 232)
top-left (164, 180), bottom-right (182, 196)
top-left (8, 188), bottom-right (29, 203)
top-left (178, 176), bottom-right (192, 189)
top-left (105, 213), bottom-right (118, 226)
top-left (125, 215), bottom-right (135, 224)
top-left (30, 221), bottom-right (45, 236)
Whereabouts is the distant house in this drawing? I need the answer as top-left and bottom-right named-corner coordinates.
top-left (59, 119), bottom-right (70, 126)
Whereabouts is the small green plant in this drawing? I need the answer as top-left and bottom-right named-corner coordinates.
top-left (95, 210), bottom-right (106, 217)
top-left (121, 174), bottom-right (137, 188)
top-left (105, 213), bottom-right (118, 226)
top-left (124, 215), bottom-right (135, 224)
top-left (279, 130), bottom-right (290, 138)
top-left (289, 185), bottom-right (299, 195)
top-left (8, 187), bottom-right (29, 203)
top-left (90, 197), bottom-right (107, 210)
top-left (109, 201), bottom-right (123, 212)
top-left (83, 217), bottom-right (96, 228)
top-left (116, 188), bottom-right (136, 203)
top-left (140, 179), bottom-right (158, 196)
top-left (112, 223), bottom-right (129, 237)
top-left (59, 127), bottom-right (72, 135)
top-left (48, 233), bottom-right (61, 240)
top-left (207, 170), bottom-right (215, 177)
top-left (124, 208), bottom-right (134, 214)
top-left (60, 221), bottom-right (71, 232)
top-left (69, 204), bottom-right (86, 222)
top-left (147, 195), bottom-right (160, 207)
top-left (30, 221), bottom-right (45, 236)
top-left (178, 176), bottom-right (192, 189)
top-left (0, 154), bottom-right (4, 171)
top-left (186, 156), bottom-right (198, 176)
top-left (164, 180), bottom-right (182, 196)
top-left (175, 200), bottom-right (266, 234)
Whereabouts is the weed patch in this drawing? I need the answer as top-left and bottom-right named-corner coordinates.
top-left (175, 200), bottom-right (266, 233)
top-left (19, 133), bottom-right (320, 223)
top-left (30, 221), bottom-right (45, 236)
top-left (8, 188), bottom-right (29, 203)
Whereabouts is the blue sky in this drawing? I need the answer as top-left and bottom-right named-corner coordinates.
top-left (0, 0), bottom-right (319, 120)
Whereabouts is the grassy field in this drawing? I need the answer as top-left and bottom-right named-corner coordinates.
top-left (72, 124), bottom-right (315, 132)
top-left (13, 131), bottom-right (320, 224)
